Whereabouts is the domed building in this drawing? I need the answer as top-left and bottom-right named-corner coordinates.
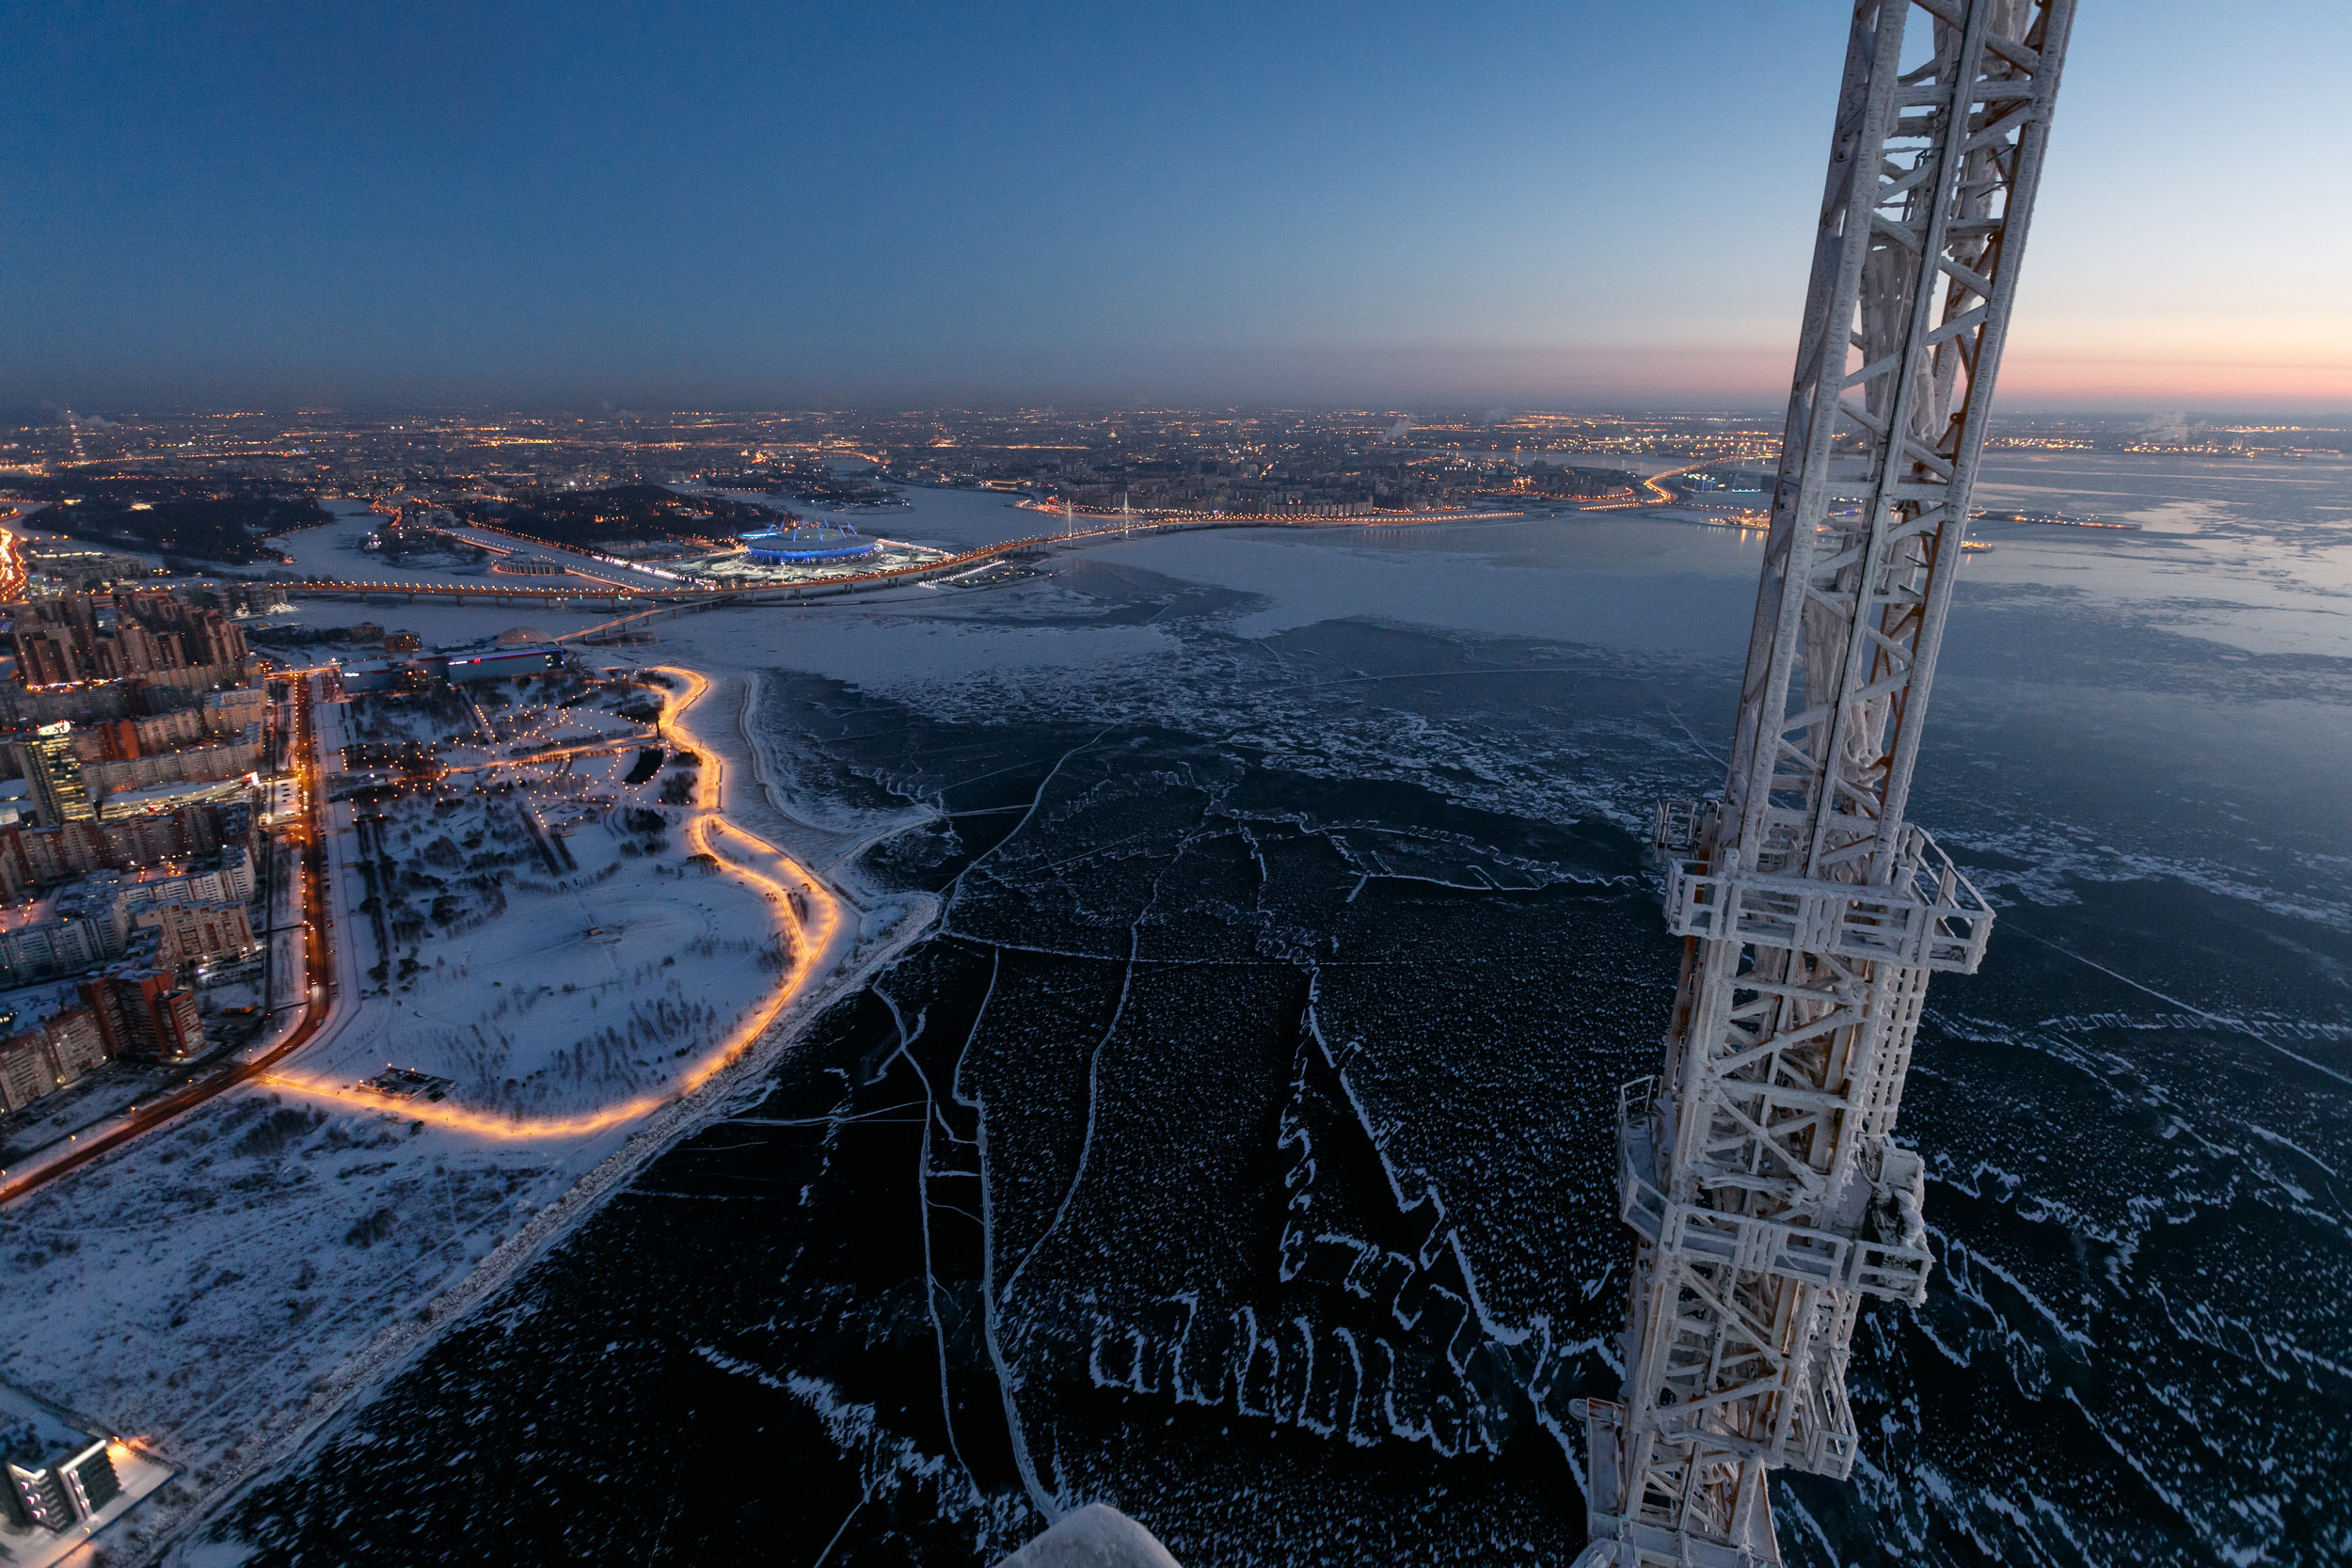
top-left (739, 516), bottom-right (878, 565)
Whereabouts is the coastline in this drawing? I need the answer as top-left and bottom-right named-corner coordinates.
top-left (149, 656), bottom-right (933, 1565)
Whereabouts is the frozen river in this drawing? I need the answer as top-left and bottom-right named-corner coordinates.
top-left (876, 484), bottom-right (1063, 553)
top-left (194, 451), bottom-right (2352, 1568)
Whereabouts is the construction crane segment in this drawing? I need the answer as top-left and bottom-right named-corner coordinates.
top-left (1574, 3), bottom-right (2075, 1564)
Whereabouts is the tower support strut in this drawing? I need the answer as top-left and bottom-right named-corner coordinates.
top-left (1576, 4), bottom-right (2075, 1563)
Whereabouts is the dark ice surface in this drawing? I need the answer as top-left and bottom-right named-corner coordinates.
top-left (205, 454), bottom-right (2351, 1566)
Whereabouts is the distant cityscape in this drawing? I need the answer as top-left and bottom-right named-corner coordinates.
top-left (8, 406), bottom-right (2338, 563)
top-left (0, 398), bottom-right (2343, 1563)
top-left (0, 398), bottom-right (2330, 1143)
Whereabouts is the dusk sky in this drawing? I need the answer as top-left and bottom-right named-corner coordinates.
top-left (4, 1), bottom-right (2345, 415)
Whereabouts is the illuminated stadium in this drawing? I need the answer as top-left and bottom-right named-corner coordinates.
top-left (739, 517), bottom-right (879, 564)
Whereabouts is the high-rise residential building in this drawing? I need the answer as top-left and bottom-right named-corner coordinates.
top-left (115, 620), bottom-right (163, 674)
top-left (8, 722), bottom-right (93, 826)
top-left (0, 1004), bottom-right (112, 1112)
top-left (192, 609), bottom-right (246, 667)
top-left (0, 1035), bottom-right (50, 1115)
top-left (11, 629), bottom-right (75, 686)
top-left (0, 801), bottom-right (237, 890)
top-left (202, 686), bottom-right (268, 734)
top-left (132, 898), bottom-right (255, 970)
top-left (81, 967), bottom-right (204, 1061)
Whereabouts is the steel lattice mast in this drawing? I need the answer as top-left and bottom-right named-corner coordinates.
top-left (1575, 4), bottom-right (2075, 1564)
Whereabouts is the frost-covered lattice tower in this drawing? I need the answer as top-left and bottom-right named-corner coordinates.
top-left (1575, 4), bottom-right (2074, 1564)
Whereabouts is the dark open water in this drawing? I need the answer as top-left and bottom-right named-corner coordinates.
top-left (196, 454), bottom-right (2351, 1566)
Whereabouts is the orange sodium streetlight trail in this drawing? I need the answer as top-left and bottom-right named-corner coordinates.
top-left (261, 665), bottom-right (846, 1141)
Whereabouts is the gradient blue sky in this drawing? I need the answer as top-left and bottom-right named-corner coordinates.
top-left (3, 2), bottom-right (2346, 414)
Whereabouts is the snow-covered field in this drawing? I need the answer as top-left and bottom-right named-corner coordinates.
top-left (2, 1085), bottom-right (596, 1538)
top-left (297, 683), bottom-right (781, 1122)
top-left (0, 644), bottom-right (884, 1563)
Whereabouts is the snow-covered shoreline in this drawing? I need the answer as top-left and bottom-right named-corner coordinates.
top-left (0, 653), bottom-right (930, 1566)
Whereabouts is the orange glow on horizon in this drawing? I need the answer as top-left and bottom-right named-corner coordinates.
top-left (1988, 350), bottom-right (2352, 408)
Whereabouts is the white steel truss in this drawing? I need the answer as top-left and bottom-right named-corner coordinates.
top-left (1574, 4), bottom-right (2074, 1564)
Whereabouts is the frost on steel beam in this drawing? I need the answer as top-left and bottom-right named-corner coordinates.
top-left (1577, 3), bottom-right (2074, 1564)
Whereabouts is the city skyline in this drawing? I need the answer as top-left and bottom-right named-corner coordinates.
top-left (4, 1), bottom-right (2346, 416)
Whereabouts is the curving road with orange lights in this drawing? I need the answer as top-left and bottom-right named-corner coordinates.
top-left (258, 664), bottom-right (847, 1140)
top-left (1577, 461), bottom-right (1719, 512)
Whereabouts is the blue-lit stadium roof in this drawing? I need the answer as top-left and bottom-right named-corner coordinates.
top-left (739, 516), bottom-right (879, 564)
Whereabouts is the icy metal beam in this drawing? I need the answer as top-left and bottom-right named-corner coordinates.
top-left (1578, 4), bottom-right (2074, 1564)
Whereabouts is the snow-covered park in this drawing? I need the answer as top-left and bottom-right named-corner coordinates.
top-left (299, 672), bottom-right (784, 1123)
top-left (0, 646), bottom-right (882, 1562)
